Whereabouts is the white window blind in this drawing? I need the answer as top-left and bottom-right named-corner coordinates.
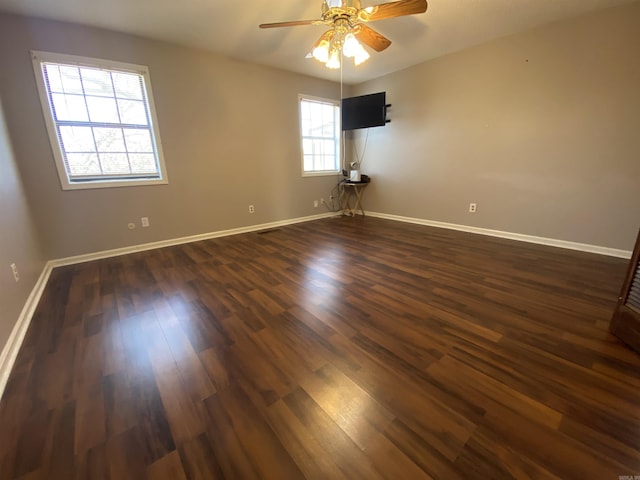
top-left (31, 51), bottom-right (168, 190)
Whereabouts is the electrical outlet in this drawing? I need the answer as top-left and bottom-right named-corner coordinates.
top-left (141, 217), bottom-right (150, 227)
top-left (10, 263), bottom-right (19, 283)
top-left (469, 203), bottom-right (477, 213)
top-left (249, 204), bottom-right (255, 214)
top-left (314, 200), bottom-right (319, 208)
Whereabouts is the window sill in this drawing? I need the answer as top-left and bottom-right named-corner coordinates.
top-left (60, 177), bottom-right (169, 191)
top-left (302, 171), bottom-right (340, 178)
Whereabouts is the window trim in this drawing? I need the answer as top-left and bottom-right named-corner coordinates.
top-left (31, 50), bottom-right (168, 190)
top-left (298, 94), bottom-right (341, 178)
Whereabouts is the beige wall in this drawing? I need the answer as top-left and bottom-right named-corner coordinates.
top-left (0, 95), bottom-right (46, 353)
top-left (352, 2), bottom-right (640, 251)
top-left (0, 13), bottom-right (345, 259)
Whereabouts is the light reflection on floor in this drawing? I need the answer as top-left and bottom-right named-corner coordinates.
top-left (300, 245), bottom-right (350, 310)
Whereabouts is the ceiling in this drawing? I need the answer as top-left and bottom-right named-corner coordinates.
top-left (0, 0), bottom-right (636, 84)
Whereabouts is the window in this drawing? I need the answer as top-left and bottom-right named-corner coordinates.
top-left (31, 51), bottom-right (168, 190)
top-left (299, 95), bottom-right (341, 176)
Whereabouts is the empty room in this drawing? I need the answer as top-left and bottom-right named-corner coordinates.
top-left (0, 0), bottom-right (639, 478)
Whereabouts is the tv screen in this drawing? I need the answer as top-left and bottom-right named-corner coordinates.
top-left (341, 92), bottom-right (387, 131)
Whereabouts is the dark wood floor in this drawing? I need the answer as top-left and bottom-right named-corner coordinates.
top-left (1, 217), bottom-right (639, 479)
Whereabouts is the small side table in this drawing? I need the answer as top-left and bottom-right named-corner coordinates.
top-left (341, 181), bottom-right (369, 216)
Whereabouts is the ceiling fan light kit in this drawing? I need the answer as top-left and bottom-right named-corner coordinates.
top-left (260, 0), bottom-right (428, 69)
top-left (308, 19), bottom-right (370, 69)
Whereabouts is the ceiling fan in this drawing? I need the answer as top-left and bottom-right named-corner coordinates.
top-left (259, 0), bottom-right (428, 69)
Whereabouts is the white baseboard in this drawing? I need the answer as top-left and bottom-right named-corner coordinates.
top-left (50, 211), bottom-right (339, 267)
top-left (367, 211), bottom-right (632, 259)
top-left (0, 263), bottom-right (53, 401)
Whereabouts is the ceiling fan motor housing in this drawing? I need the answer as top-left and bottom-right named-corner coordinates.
top-left (322, 0), bottom-right (362, 25)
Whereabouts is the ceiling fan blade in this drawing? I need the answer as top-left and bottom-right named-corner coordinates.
top-left (259, 19), bottom-right (323, 29)
top-left (353, 24), bottom-right (392, 52)
top-left (359, 0), bottom-right (428, 22)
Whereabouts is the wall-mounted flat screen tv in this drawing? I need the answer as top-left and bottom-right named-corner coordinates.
top-left (341, 92), bottom-right (388, 131)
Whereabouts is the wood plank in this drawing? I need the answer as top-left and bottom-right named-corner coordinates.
top-left (212, 385), bottom-right (306, 479)
top-left (284, 387), bottom-right (385, 480)
top-left (365, 430), bottom-right (435, 480)
top-left (298, 363), bottom-right (394, 451)
top-left (105, 427), bottom-right (148, 480)
top-left (264, 400), bottom-right (348, 480)
top-left (146, 451), bottom-right (187, 480)
top-left (177, 433), bottom-right (224, 480)
top-left (74, 381), bottom-right (105, 455)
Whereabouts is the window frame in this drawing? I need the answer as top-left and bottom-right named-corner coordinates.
top-left (31, 50), bottom-right (168, 190)
top-left (298, 94), bottom-right (341, 177)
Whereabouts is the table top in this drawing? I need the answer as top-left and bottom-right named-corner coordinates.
top-left (342, 181), bottom-right (369, 187)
